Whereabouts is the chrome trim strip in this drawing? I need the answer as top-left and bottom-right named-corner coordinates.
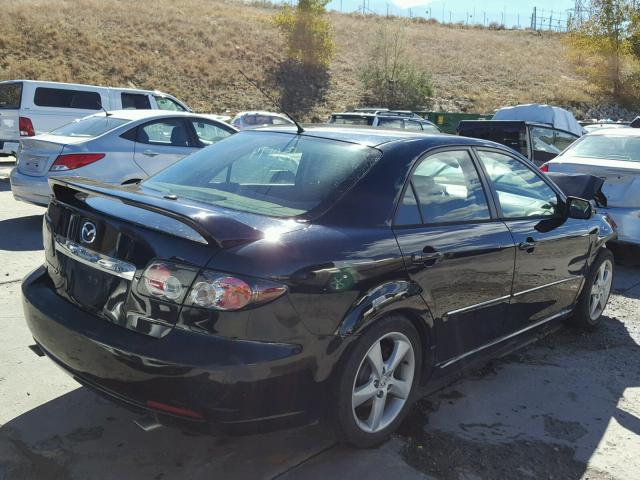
top-left (512, 277), bottom-right (581, 297)
top-left (446, 294), bottom-right (511, 317)
top-left (54, 236), bottom-right (136, 281)
top-left (437, 308), bottom-right (572, 369)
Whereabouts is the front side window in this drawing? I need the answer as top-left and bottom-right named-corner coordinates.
top-left (50, 116), bottom-right (130, 137)
top-left (190, 119), bottom-right (232, 146)
top-left (404, 120), bottom-right (423, 131)
top-left (553, 130), bottom-right (578, 151)
top-left (144, 132), bottom-right (381, 218)
top-left (154, 96), bottom-right (186, 111)
top-left (409, 150), bottom-right (490, 224)
top-left (34, 87), bottom-right (102, 110)
top-left (477, 150), bottom-right (558, 218)
top-left (122, 93), bottom-right (151, 109)
top-left (137, 119), bottom-right (191, 147)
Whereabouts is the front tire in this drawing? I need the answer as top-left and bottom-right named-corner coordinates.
top-left (332, 315), bottom-right (422, 448)
top-left (570, 249), bottom-right (614, 329)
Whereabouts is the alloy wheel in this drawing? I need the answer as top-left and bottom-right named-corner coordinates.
top-left (351, 332), bottom-right (415, 433)
top-left (590, 259), bottom-right (613, 320)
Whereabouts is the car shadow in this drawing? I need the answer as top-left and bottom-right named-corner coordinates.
top-left (0, 215), bottom-right (43, 251)
top-left (398, 312), bottom-right (640, 479)
top-left (0, 178), bottom-right (11, 192)
top-left (0, 387), bottom-right (336, 480)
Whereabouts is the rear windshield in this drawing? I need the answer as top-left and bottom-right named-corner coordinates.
top-left (563, 134), bottom-right (640, 162)
top-left (143, 131), bottom-right (381, 218)
top-left (329, 115), bottom-right (374, 126)
top-left (0, 82), bottom-right (22, 109)
top-left (50, 116), bottom-right (130, 138)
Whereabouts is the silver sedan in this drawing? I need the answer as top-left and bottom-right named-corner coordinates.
top-left (10, 110), bottom-right (236, 206)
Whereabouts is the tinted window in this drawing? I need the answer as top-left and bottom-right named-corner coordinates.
top-left (138, 119), bottom-right (191, 147)
top-left (272, 116), bottom-right (293, 125)
top-left (190, 119), bottom-right (232, 146)
top-left (563, 134), bottom-right (640, 162)
top-left (412, 150), bottom-right (490, 224)
top-left (50, 116), bottom-right (129, 137)
top-left (0, 82), bottom-right (22, 109)
top-left (122, 93), bottom-right (151, 109)
top-left (144, 132), bottom-right (381, 218)
top-left (460, 123), bottom-right (527, 156)
top-left (154, 96), bottom-right (186, 111)
top-left (34, 87), bottom-right (102, 110)
top-left (329, 115), bottom-right (374, 126)
top-left (477, 151), bottom-right (558, 218)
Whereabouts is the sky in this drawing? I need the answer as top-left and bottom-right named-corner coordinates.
top-left (314, 0), bottom-right (578, 28)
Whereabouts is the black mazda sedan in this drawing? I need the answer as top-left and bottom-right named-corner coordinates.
top-left (23, 126), bottom-right (616, 447)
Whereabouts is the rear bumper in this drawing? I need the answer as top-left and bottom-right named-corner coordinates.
top-left (598, 206), bottom-right (640, 245)
top-left (9, 168), bottom-right (51, 206)
top-left (22, 266), bottom-right (325, 435)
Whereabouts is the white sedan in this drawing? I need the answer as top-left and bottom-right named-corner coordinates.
top-left (542, 128), bottom-right (640, 245)
top-left (10, 110), bottom-right (236, 206)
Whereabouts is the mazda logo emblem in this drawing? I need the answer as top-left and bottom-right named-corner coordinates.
top-left (80, 221), bottom-right (97, 244)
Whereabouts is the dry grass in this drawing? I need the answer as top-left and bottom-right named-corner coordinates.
top-left (0, 0), bottom-right (594, 119)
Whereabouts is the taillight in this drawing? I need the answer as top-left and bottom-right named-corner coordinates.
top-left (138, 262), bottom-right (198, 303)
top-left (539, 163), bottom-right (549, 173)
top-left (50, 153), bottom-right (105, 171)
top-left (137, 261), bottom-right (287, 311)
top-left (19, 117), bottom-right (35, 136)
top-left (188, 271), bottom-right (287, 311)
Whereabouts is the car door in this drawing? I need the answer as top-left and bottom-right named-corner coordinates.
top-left (393, 148), bottom-right (517, 364)
top-left (475, 149), bottom-right (590, 326)
top-left (132, 117), bottom-right (198, 176)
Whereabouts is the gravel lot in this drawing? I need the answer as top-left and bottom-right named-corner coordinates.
top-left (1, 163), bottom-right (639, 480)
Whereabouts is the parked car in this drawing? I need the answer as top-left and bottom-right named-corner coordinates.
top-left (458, 120), bottom-right (580, 166)
top-left (542, 128), bottom-right (640, 245)
top-left (328, 111), bottom-right (441, 133)
top-left (23, 126), bottom-right (616, 448)
top-left (0, 80), bottom-right (191, 156)
top-left (10, 110), bottom-right (236, 206)
top-left (230, 111), bottom-right (295, 130)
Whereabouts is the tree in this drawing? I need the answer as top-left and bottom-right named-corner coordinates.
top-left (567, 0), bottom-right (633, 97)
top-left (358, 24), bottom-right (433, 110)
top-left (273, 0), bottom-right (335, 68)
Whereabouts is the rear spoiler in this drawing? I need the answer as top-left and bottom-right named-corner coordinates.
top-left (49, 177), bottom-right (264, 248)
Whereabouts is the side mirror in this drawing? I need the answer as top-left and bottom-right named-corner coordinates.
top-left (566, 196), bottom-right (593, 220)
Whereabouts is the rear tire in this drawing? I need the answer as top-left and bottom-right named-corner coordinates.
top-left (331, 315), bottom-right (422, 448)
top-left (569, 249), bottom-right (614, 330)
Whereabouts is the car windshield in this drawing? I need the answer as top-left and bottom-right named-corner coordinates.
top-left (563, 134), bottom-right (640, 162)
top-left (143, 131), bottom-right (381, 218)
top-left (50, 116), bottom-right (130, 138)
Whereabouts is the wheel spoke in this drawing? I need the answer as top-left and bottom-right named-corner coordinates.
top-left (389, 378), bottom-right (411, 400)
top-left (386, 340), bottom-right (410, 375)
top-left (368, 395), bottom-right (386, 431)
top-left (590, 295), bottom-right (601, 316)
top-left (366, 342), bottom-right (384, 378)
top-left (352, 380), bottom-right (378, 408)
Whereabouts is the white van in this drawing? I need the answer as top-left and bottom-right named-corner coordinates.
top-left (0, 80), bottom-right (191, 156)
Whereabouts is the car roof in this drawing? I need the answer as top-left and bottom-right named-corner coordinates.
top-left (253, 125), bottom-right (508, 149)
top-left (1, 79), bottom-right (172, 96)
top-left (91, 110), bottom-right (224, 122)
top-left (234, 111), bottom-right (291, 118)
top-left (585, 127), bottom-right (640, 136)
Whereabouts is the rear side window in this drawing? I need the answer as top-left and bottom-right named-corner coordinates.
top-left (0, 82), bottom-right (22, 109)
top-left (410, 150), bottom-right (490, 224)
top-left (329, 115), bottom-right (374, 126)
top-left (121, 93), bottom-right (151, 109)
top-left (34, 87), bottom-right (102, 110)
top-left (137, 119), bottom-right (192, 147)
top-left (144, 132), bottom-right (381, 218)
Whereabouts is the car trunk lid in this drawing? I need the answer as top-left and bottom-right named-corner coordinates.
top-left (550, 157), bottom-right (640, 208)
top-left (44, 178), bottom-right (304, 335)
top-left (16, 135), bottom-right (88, 176)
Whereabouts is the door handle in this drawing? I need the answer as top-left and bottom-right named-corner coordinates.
top-left (518, 237), bottom-right (537, 253)
top-left (411, 248), bottom-right (443, 267)
top-left (142, 149), bottom-right (159, 157)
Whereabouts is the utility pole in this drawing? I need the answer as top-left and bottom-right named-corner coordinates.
top-left (549, 10), bottom-right (553, 30)
top-left (449, 10), bottom-right (452, 24)
top-left (483, 11), bottom-right (486, 26)
top-left (532, 6), bottom-right (537, 30)
top-left (442, 3), bottom-right (445, 23)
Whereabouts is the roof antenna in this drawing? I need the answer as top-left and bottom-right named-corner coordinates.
top-left (238, 70), bottom-right (304, 134)
top-left (96, 100), bottom-right (112, 117)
